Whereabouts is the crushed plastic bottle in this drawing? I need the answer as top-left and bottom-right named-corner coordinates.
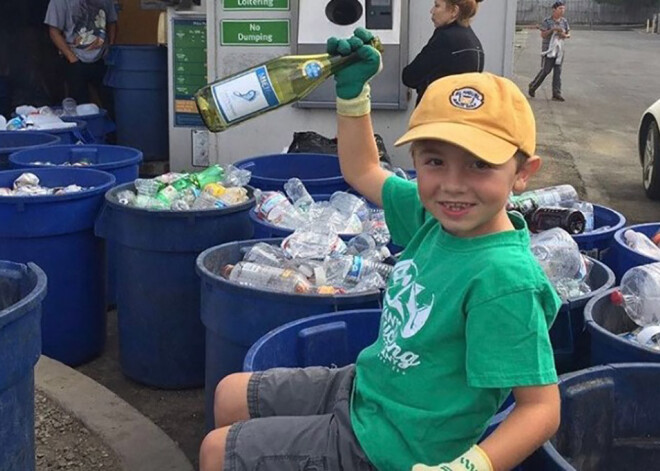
top-left (610, 263), bottom-right (660, 327)
top-left (329, 191), bottom-right (369, 223)
top-left (282, 228), bottom-right (347, 260)
top-left (222, 262), bottom-right (312, 294)
top-left (284, 177), bottom-right (314, 212)
top-left (530, 227), bottom-right (592, 301)
top-left (222, 164), bottom-right (252, 188)
top-left (254, 189), bottom-right (306, 229)
top-left (242, 242), bottom-right (287, 267)
top-left (366, 209), bottom-right (391, 246)
top-left (509, 184), bottom-right (579, 209)
top-left (324, 254), bottom-right (394, 286)
top-left (623, 230), bottom-right (660, 261)
top-left (135, 178), bottom-right (162, 197)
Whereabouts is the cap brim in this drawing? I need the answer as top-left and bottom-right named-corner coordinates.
top-left (394, 122), bottom-right (518, 165)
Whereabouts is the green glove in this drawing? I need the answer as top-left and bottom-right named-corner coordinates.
top-left (327, 27), bottom-right (382, 116)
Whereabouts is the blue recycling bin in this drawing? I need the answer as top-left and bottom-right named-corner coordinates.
top-left (9, 144), bottom-right (143, 307)
top-left (526, 364), bottom-right (660, 470)
top-left (611, 223), bottom-right (660, 281)
top-left (0, 168), bottom-right (114, 366)
top-left (55, 108), bottom-right (116, 144)
top-left (235, 153), bottom-right (350, 193)
top-left (0, 131), bottom-right (60, 170)
top-left (0, 261), bottom-right (47, 471)
top-left (549, 257), bottom-right (615, 374)
top-left (104, 45), bottom-right (168, 161)
top-left (572, 204), bottom-right (626, 265)
top-left (585, 287), bottom-right (660, 365)
top-left (197, 239), bottom-right (383, 430)
top-left (95, 183), bottom-right (255, 389)
top-left (39, 120), bottom-right (95, 145)
top-left (244, 308), bottom-right (520, 467)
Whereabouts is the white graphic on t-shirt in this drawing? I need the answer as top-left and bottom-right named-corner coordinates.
top-left (72, 2), bottom-right (108, 52)
top-left (378, 260), bottom-right (434, 373)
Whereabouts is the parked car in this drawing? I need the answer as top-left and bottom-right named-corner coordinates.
top-left (639, 98), bottom-right (660, 200)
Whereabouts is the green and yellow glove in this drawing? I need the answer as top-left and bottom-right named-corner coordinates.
top-left (412, 445), bottom-right (493, 471)
top-left (326, 27), bottom-right (382, 116)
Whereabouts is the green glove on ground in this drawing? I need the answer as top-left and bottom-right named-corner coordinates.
top-left (327, 27), bottom-right (382, 115)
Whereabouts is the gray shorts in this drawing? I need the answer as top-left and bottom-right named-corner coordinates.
top-left (223, 365), bottom-right (375, 471)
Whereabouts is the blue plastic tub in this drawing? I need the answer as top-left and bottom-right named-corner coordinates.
top-left (104, 45), bottom-right (168, 161)
top-left (53, 107), bottom-right (116, 144)
top-left (611, 223), bottom-right (660, 281)
top-left (0, 168), bottom-right (114, 366)
top-left (235, 153), bottom-right (350, 193)
top-left (0, 261), bottom-right (47, 471)
top-left (244, 308), bottom-right (519, 468)
top-left (95, 182), bottom-right (255, 389)
top-left (572, 204), bottom-right (626, 265)
top-left (526, 363), bottom-right (660, 470)
top-left (0, 131), bottom-right (60, 170)
top-left (585, 287), bottom-right (660, 365)
top-left (549, 257), bottom-right (615, 374)
top-left (39, 120), bottom-right (95, 145)
top-left (196, 239), bottom-right (383, 430)
top-left (9, 144), bottom-right (143, 307)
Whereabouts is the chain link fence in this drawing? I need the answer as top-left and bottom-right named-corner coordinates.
top-left (517, 0), bottom-right (659, 26)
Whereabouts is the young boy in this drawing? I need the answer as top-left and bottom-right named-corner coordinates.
top-left (199, 28), bottom-right (561, 471)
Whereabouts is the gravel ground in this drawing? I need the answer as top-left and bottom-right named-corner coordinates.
top-left (35, 389), bottom-right (121, 471)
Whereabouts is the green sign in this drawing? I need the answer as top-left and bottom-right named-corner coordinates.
top-left (224, 0), bottom-right (289, 10)
top-left (172, 18), bottom-right (207, 127)
top-left (221, 20), bottom-right (290, 46)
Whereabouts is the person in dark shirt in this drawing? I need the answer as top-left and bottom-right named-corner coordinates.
top-left (402, 0), bottom-right (484, 105)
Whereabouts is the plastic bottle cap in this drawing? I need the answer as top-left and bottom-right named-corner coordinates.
top-left (652, 232), bottom-right (660, 246)
top-left (610, 290), bottom-right (624, 306)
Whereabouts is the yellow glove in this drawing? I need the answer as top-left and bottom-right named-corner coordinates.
top-left (412, 445), bottom-right (493, 471)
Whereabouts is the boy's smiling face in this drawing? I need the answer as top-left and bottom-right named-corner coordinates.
top-left (412, 140), bottom-right (540, 238)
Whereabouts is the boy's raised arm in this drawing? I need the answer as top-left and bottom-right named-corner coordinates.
top-left (330, 29), bottom-right (392, 207)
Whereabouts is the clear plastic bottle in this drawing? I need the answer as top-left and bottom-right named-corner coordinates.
top-left (510, 184), bottom-right (579, 209)
top-left (623, 230), bottom-right (660, 260)
top-left (135, 178), bottom-right (162, 197)
top-left (242, 242), bottom-right (287, 268)
top-left (324, 255), bottom-right (394, 285)
top-left (222, 262), bottom-right (311, 294)
top-left (192, 191), bottom-right (226, 210)
top-left (62, 97), bottom-right (78, 116)
top-left (346, 233), bottom-right (378, 254)
top-left (366, 209), bottom-right (391, 246)
top-left (329, 192), bottom-right (369, 222)
top-left (254, 189), bottom-right (306, 229)
top-left (116, 189), bottom-right (137, 206)
top-left (284, 177), bottom-right (314, 212)
top-left (222, 165), bottom-right (252, 188)
top-left (282, 228), bottom-right (347, 260)
top-left (610, 263), bottom-right (660, 327)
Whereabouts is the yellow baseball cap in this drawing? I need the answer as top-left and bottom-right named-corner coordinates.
top-left (394, 72), bottom-right (536, 164)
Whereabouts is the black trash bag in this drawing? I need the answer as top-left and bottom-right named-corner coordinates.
top-left (287, 131), bottom-right (392, 165)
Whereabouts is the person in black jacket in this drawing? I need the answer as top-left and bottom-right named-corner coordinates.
top-left (403, 0), bottom-right (484, 105)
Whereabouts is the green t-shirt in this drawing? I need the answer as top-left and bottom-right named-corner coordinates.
top-left (351, 176), bottom-right (561, 471)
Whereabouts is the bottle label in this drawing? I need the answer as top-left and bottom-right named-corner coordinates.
top-left (211, 66), bottom-right (281, 123)
top-left (258, 192), bottom-right (287, 219)
top-left (347, 256), bottom-right (364, 282)
top-left (302, 60), bottom-right (323, 80)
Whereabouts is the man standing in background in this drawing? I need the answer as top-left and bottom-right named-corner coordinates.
top-left (528, 0), bottom-right (570, 102)
top-left (45, 0), bottom-right (117, 109)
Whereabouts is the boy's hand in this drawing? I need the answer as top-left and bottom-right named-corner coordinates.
top-left (412, 445), bottom-right (493, 471)
top-left (326, 27), bottom-right (382, 102)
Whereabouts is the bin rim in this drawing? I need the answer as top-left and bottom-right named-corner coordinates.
top-left (0, 167), bottom-right (116, 204)
top-left (0, 131), bottom-right (61, 150)
top-left (243, 308), bottom-right (381, 370)
top-left (9, 144), bottom-right (143, 171)
top-left (0, 261), bottom-right (47, 330)
top-left (613, 222), bottom-right (660, 259)
top-left (235, 153), bottom-right (347, 187)
top-left (196, 238), bottom-right (383, 302)
top-left (34, 118), bottom-right (87, 132)
top-left (562, 256), bottom-right (615, 309)
top-left (584, 287), bottom-right (660, 356)
top-left (104, 181), bottom-right (256, 218)
top-left (572, 204), bottom-right (626, 242)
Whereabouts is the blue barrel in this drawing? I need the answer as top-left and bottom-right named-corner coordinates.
top-left (572, 204), bottom-right (626, 265)
top-left (0, 132), bottom-right (60, 170)
top-left (235, 153), bottom-right (349, 193)
top-left (95, 183), bottom-right (255, 389)
top-left (0, 168), bottom-right (115, 366)
top-left (549, 258), bottom-right (615, 374)
top-left (196, 239), bottom-right (383, 430)
top-left (0, 261), bottom-right (47, 471)
top-left (585, 287), bottom-right (660, 365)
top-left (53, 107), bottom-right (116, 144)
top-left (612, 223), bottom-right (660, 281)
top-left (104, 45), bottom-right (168, 161)
top-left (40, 119), bottom-right (95, 145)
top-left (527, 363), bottom-right (660, 470)
top-left (244, 308), bottom-right (520, 468)
top-left (9, 144), bottom-right (143, 307)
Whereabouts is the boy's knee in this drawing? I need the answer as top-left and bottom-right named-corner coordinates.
top-left (200, 428), bottom-right (229, 471)
top-left (214, 373), bottom-right (251, 427)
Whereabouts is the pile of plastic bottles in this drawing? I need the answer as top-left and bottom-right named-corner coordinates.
top-left (611, 262), bottom-right (660, 350)
top-left (30, 160), bottom-right (92, 167)
top-left (115, 164), bottom-right (252, 211)
top-left (621, 229), bottom-right (660, 261)
top-left (530, 227), bottom-right (594, 301)
top-left (254, 178), bottom-right (391, 242)
top-left (508, 184), bottom-right (601, 235)
top-left (0, 172), bottom-right (87, 197)
top-left (2, 98), bottom-right (100, 131)
top-left (218, 227), bottom-right (396, 295)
